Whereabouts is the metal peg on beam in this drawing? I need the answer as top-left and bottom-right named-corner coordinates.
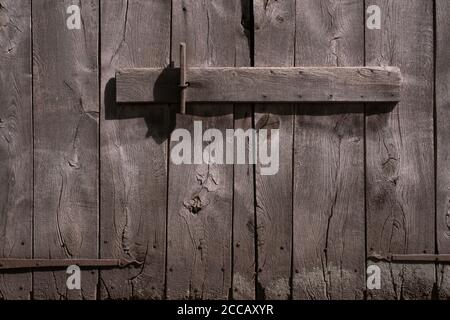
top-left (179, 42), bottom-right (188, 114)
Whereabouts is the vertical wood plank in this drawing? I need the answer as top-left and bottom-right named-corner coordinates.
top-left (232, 0), bottom-right (254, 300)
top-left (33, 0), bottom-right (99, 300)
top-left (0, 0), bottom-right (32, 300)
top-left (253, 0), bottom-right (294, 300)
top-left (233, 103), bottom-right (256, 300)
top-left (366, 0), bottom-right (435, 299)
top-left (436, 0), bottom-right (450, 299)
top-left (293, 0), bottom-right (365, 300)
top-left (100, 0), bottom-right (170, 299)
top-left (167, 0), bottom-right (244, 299)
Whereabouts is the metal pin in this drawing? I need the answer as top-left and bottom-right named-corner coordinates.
top-left (179, 42), bottom-right (187, 114)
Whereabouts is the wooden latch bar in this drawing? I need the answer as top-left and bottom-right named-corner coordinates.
top-left (0, 259), bottom-right (142, 270)
top-left (117, 66), bottom-right (401, 105)
top-left (116, 42), bottom-right (401, 106)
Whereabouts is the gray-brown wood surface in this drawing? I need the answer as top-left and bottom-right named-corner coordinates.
top-left (437, 0), bottom-right (450, 299)
top-left (233, 104), bottom-right (256, 300)
top-left (116, 67), bottom-right (401, 103)
top-left (0, 0), bottom-right (32, 300)
top-left (33, 0), bottom-right (99, 300)
top-left (293, 0), bottom-right (365, 300)
top-left (232, 0), bottom-right (255, 300)
top-left (366, 0), bottom-right (435, 299)
top-left (254, 0), bottom-right (294, 300)
top-left (1, 0), bottom-right (450, 300)
top-left (166, 0), bottom-right (244, 300)
top-left (100, 0), bottom-right (170, 299)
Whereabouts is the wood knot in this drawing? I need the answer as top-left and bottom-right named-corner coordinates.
top-left (185, 196), bottom-right (203, 215)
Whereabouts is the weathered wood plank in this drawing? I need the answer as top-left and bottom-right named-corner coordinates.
top-left (166, 0), bottom-right (242, 299)
top-left (0, 0), bottom-right (32, 300)
top-left (100, 0), bottom-right (170, 299)
top-left (253, 0), bottom-right (294, 300)
top-left (437, 0), bottom-right (450, 299)
top-left (166, 112), bottom-right (233, 300)
top-left (232, 0), bottom-right (255, 301)
top-left (366, 0), bottom-right (435, 299)
top-left (233, 104), bottom-right (256, 300)
top-left (33, 0), bottom-right (98, 300)
top-left (293, 0), bottom-right (365, 300)
top-left (116, 67), bottom-right (401, 104)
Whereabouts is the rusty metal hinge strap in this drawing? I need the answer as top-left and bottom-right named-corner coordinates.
top-left (0, 259), bottom-right (142, 270)
top-left (368, 254), bottom-right (450, 263)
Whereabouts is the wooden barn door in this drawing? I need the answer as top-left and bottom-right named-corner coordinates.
top-left (0, 0), bottom-right (441, 300)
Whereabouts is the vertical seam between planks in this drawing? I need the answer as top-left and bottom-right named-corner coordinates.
top-left (289, 107), bottom-right (298, 300)
top-left (250, 0), bottom-right (255, 67)
top-left (252, 105), bottom-right (258, 299)
top-left (433, 0), bottom-right (439, 299)
top-left (164, 108), bottom-right (170, 300)
top-left (97, 0), bottom-right (102, 301)
top-left (164, 0), bottom-right (174, 300)
top-left (230, 1), bottom-right (240, 298)
top-left (248, 0), bottom-right (258, 300)
top-left (250, 0), bottom-right (259, 300)
top-left (169, 0), bottom-right (173, 65)
top-left (293, 0), bottom-right (297, 66)
top-left (231, 105), bottom-right (235, 299)
top-left (250, 0), bottom-right (256, 300)
top-left (363, 0), bottom-right (368, 300)
top-left (290, 0), bottom-right (297, 301)
top-left (164, 109), bottom-right (170, 300)
top-left (30, 0), bottom-right (35, 300)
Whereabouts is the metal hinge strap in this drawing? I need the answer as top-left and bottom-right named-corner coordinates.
top-left (0, 259), bottom-right (142, 270)
top-left (368, 253), bottom-right (450, 263)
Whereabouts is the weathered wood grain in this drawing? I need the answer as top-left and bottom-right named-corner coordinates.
top-left (253, 0), bottom-right (294, 300)
top-left (166, 0), bottom-right (243, 299)
top-left (0, 0), bottom-right (32, 300)
top-left (436, 0), bottom-right (450, 299)
top-left (100, 0), bottom-right (170, 299)
top-left (116, 67), bottom-right (401, 104)
top-left (366, 0), bottom-right (435, 299)
top-left (232, 0), bottom-right (255, 300)
top-left (166, 112), bottom-right (233, 300)
top-left (293, 0), bottom-right (365, 300)
top-left (0, 0), bottom-right (442, 302)
top-left (33, 0), bottom-right (98, 300)
top-left (233, 104), bottom-right (256, 300)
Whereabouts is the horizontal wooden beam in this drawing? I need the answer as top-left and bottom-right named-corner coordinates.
top-left (116, 67), bottom-right (401, 104)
